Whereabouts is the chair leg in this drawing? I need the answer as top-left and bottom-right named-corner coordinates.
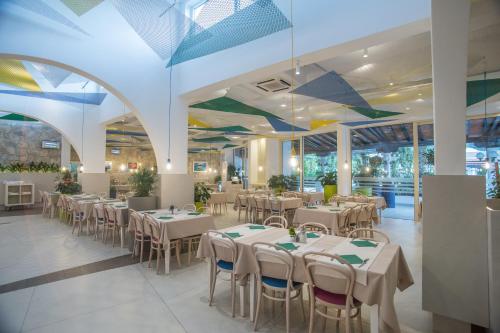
top-left (112, 225), bottom-right (116, 247)
top-left (231, 273), bottom-right (236, 318)
top-left (357, 309), bottom-right (363, 333)
top-left (156, 246), bottom-right (162, 274)
top-left (188, 239), bottom-right (192, 265)
top-left (175, 241), bottom-right (181, 267)
top-left (285, 289), bottom-right (291, 333)
top-left (208, 266), bottom-right (217, 306)
top-left (308, 294), bottom-right (315, 333)
top-left (148, 243), bottom-right (153, 268)
top-left (298, 289), bottom-right (306, 321)
top-left (140, 239), bottom-right (144, 263)
top-left (253, 281), bottom-right (263, 331)
top-left (336, 309), bottom-right (341, 333)
top-left (321, 305), bottom-right (327, 332)
top-left (132, 238), bottom-right (137, 258)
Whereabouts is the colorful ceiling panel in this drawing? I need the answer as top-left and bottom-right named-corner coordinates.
top-left (467, 78), bottom-right (500, 106)
top-left (348, 106), bottom-right (403, 119)
top-left (342, 120), bottom-right (391, 127)
top-left (167, 0), bottom-right (291, 66)
top-left (188, 115), bottom-right (210, 128)
top-left (310, 119), bottom-right (337, 130)
top-left (192, 136), bottom-right (231, 143)
top-left (31, 62), bottom-right (71, 88)
top-left (0, 113), bottom-right (37, 121)
top-left (189, 125), bottom-right (251, 132)
top-left (0, 90), bottom-right (107, 105)
top-left (0, 59), bottom-right (41, 91)
top-left (190, 96), bottom-right (282, 119)
top-left (60, 0), bottom-right (103, 16)
top-left (266, 116), bottom-right (308, 132)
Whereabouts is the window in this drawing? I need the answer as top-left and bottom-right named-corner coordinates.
top-left (303, 132), bottom-right (337, 192)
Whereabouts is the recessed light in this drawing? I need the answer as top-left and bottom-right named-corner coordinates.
top-left (363, 48), bottom-right (368, 58)
top-left (280, 104), bottom-right (287, 107)
top-left (416, 98), bottom-right (424, 102)
top-left (418, 93), bottom-right (422, 96)
top-left (405, 107), bottom-right (411, 111)
top-left (389, 82), bottom-right (394, 86)
top-left (296, 116), bottom-right (304, 119)
top-left (271, 130), bottom-right (276, 134)
top-left (231, 136), bottom-right (240, 139)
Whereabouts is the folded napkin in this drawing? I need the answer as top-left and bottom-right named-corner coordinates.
top-left (144, 211), bottom-right (156, 214)
top-left (339, 254), bottom-right (364, 265)
top-left (157, 216), bottom-right (173, 220)
top-left (351, 240), bottom-right (377, 248)
top-left (225, 232), bottom-right (242, 239)
top-left (329, 208), bottom-right (342, 212)
top-left (276, 242), bottom-right (299, 251)
top-left (306, 232), bottom-right (320, 238)
top-left (188, 212), bottom-right (201, 216)
top-left (115, 205), bottom-right (127, 208)
top-left (306, 206), bottom-right (318, 209)
top-left (248, 225), bottom-right (266, 230)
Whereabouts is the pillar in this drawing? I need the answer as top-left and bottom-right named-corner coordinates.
top-left (60, 136), bottom-right (71, 168)
top-left (431, 0), bottom-right (470, 175)
top-left (337, 125), bottom-right (351, 195)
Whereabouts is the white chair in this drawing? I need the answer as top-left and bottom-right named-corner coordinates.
top-left (299, 222), bottom-right (329, 235)
top-left (269, 198), bottom-right (285, 217)
top-left (71, 201), bottom-right (89, 236)
top-left (252, 242), bottom-right (305, 333)
top-left (93, 203), bottom-right (106, 240)
top-left (336, 208), bottom-right (352, 236)
top-left (103, 205), bottom-right (119, 246)
top-left (236, 195), bottom-right (249, 222)
top-left (130, 209), bottom-right (150, 263)
top-left (263, 215), bottom-right (288, 229)
top-left (347, 228), bottom-right (390, 243)
top-left (302, 252), bottom-right (363, 333)
top-left (206, 230), bottom-right (239, 317)
top-left (182, 204), bottom-right (197, 212)
top-left (144, 214), bottom-right (181, 274)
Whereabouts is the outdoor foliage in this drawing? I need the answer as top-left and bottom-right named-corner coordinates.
top-left (194, 182), bottom-right (212, 203)
top-left (55, 170), bottom-right (81, 194)
top-left (267, 175), bottom-right (296, 192)
top-left (129, 168), bottom-right (157, 197)
top-left (316, 171), bottom-right (337, 186)
top-left (488, 171), bottom-right (500, 199)
top-left (227, 163), bottom-right (237, 180)
top-left (0, 161), bottom-right (60, 173)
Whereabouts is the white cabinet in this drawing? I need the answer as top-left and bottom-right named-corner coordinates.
top-left (3, 181), bottom-right (35, 209)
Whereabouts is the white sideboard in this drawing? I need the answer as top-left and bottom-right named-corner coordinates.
top-left (3, 181), bottom-right (35, 209)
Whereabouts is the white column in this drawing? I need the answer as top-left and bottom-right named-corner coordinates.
top-left (431, 0), bottom-right (470, 175)
top-left (60, 136), bottom-right (71, 168)
top-left (337, 125), bottom-right (351, 195)
top-left (264, 139), bottom-right (280, 181)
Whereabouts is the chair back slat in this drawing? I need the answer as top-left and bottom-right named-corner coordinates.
top-left (251, 242), bottom-right (295, 286)
top-left (206, 230), bottom-right (238, 264)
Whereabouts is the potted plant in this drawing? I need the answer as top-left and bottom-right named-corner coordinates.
top-left (317, 171), bottom-right (337, 202)
top-left (128, 168), bottom-right (158, 211)
top-left (55, 170), bottom-right (81, 194)
top-left (227, 163), bottom-right (236, 181)
top-left (267, 175), bottom-right (286, 195)
top-left (194, 182), bottom-right (212, 211)
top-left (288, 227), bottom-right (297, 242)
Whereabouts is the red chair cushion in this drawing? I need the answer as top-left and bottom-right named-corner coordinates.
top-left (313, 287), bottom-right (361, 306)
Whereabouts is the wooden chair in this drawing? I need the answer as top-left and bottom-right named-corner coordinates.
top-left (144, 214), bottom-right (181, 274)
top-left (347, 228), bottom-right (390, 243)
top-left (93, 203), bottom-right (105, 240)
top-left (206, 230), bottom-right (239, 317)
top-left (269, 198), bottom-right (285, 217)
top-left (252, 242), bottom-right (305, 333)
top-left (103, 205), bottom-right (119, 246)
top-left (302, 252), bottom-right (363, 333)
top-left (336, 208), bottom-right (352, 236)
top-left (236, 195), bottom-right (249, 222)
top-left (130, 209), bottom-right (150, 263)
top-left (263, 215), bottom-right (288, 229)
top-left (182, 204), bottom-right (197, 212)
top-left (71, 201), bottom-right (89, 236)
top-left (299, 222), bottom-right (329, 235)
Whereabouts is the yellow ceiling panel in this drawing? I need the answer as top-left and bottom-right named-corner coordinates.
top-left (188, 114), bottom-right (210, 128)
top-left (367, 86), bottom-right (432, 106)
top-left (310, 119), bottom-right (337, 130)
top-left (0, 59), bottom-right (41, 91)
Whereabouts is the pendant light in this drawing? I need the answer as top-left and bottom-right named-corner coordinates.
top-left (482, 71), bottom-right (491, 170)
top-left (79, 81), bottom-right (89, 173)
top-left (166, 6), bottom-right (174, 171)
top-left (120, 101), bottom-right (127, 172)
top-left (288, 0), bottom-right (298, 168)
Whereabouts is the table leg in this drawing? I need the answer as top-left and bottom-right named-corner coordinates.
top-left (249, 273), bottom-right (255, 322)
top-left (120, 227), bottom-right (125, 248)
top-left (165, 244), bottom-right (171, 274)
top-left (239, 285), bottom-right (245, 317)
top-left (370, 304), bottom-right (379, 333)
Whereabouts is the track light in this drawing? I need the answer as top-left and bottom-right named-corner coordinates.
top-left (363, 48), bottom-right (368, 58)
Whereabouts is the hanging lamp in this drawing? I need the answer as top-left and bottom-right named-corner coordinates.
top-left (288, 0), bottom-right (298, 169)
top-left (79, 81), bottom-right (89, 172)
top-left (482, 71), bottom-right (491, 170)
top-left (165, 5), bottom-right (174, 171)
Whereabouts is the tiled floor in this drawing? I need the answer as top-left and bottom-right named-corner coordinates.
top-left (0, 210), bottom-right (432, 333)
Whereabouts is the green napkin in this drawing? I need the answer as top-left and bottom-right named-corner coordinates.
top-left (306, 206), bottom-right (318, 209)
top-left (144, 211), bottom-right (156, 214)
top-left (276, 242), bottom-right (299, 251)
top-left (225, 232), bottom-right (242, 239)
top-left (157, 216), bottom-right (173, 220)
top-left (339, 254), bottom-right (364, 265)
top-left (329, 208), bottom-right (342, 212)
top-left (306, 232), bottom-right (320, 238)
top-left (351, 240), bottom-right (378, 248)
top-left (248, 225), bottom-right (266, 230)
top-left (188, 212), bottom-right (201, 216)
top-left (115, 205), bottom-right (127, 208)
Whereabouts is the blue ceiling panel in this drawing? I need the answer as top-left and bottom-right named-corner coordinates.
top-left (0, 90), bottom-right (107, 105)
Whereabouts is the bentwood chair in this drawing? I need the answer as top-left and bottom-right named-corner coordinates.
top-left (269, 198), bottom-right (285, 217)
top-left (144, 214), bottom-right (181, 274)
top-left (93, 203), bottom-right (105, 240)
top-left (71, 201), bottom-right (89, 236)
top-left (252, 242), bottom-right (305, 333)
top-left (348, 228), bottom-right (390, 243)
top-left (206, 230), bottom-right (239, 317)
top-left (299, 222), bottom-right (329, 235)
top-left (130, 209), bottom-right (150, 263)
top-left (103, 205), bottom-right (119, 247)
top-left (236, 195), bottom-right (249, 222)
top-left (182, 204), bottom-right (197, 212)
top-left (40, 191), bottom-right (48, 217)
top-left (336, 208), bottom-right (352, 236)
top-left (263, 215), bottom-right (288, 229)
top-left (302, 252), bottom-right (363, 333)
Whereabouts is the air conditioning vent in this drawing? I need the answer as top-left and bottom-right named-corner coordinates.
top-left (255, 78), bottom-right (291, 93)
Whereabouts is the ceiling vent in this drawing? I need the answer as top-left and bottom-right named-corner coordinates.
top-left (255, 78), bottom-right (291, 93)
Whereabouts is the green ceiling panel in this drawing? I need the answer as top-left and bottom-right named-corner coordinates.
top-left (467, 78), bottom-right (500, 107)
top-left (223, 144), bottom-right (239, 149)
top-left (349, 106), bottom-right (403, 119)
top-left (190, 97), bottom-right (282, 119)
top-left (192, 136), bottom-right (231, 143)
top-left (61, 0), bottom-right (103, 16)
top-left (0, 113), bottom-right (37, 122)
top-left (189, 125), bottom-right (251, 132)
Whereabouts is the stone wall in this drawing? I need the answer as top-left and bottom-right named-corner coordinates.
top-left (105, 146), bottom-right (156, 171)
top-left (0, 120), bottom-right (62, 165)
top-left (188, 151), bottom-right (223, 183)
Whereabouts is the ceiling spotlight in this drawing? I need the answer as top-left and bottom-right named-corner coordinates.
top-left (280, 104), bottom-right (287, 108)
top-left (363, 48), bottom-right (368, 58)
top-left (296, 116), bottom-right (304, 119)
top-left (289, 155), bottom-right (298, 168)
top-left (416, 98), bottom-right (424, 102)
top-left (258, 165), bottom-right (263, 172)
top-left (295, 59), bottom-right (301, 75)
top-left (418, 93), bottom-right (422, 96)
top-left (389, 82), bottom-right (394, 86)
top-left (231, 136), bottom-right (240, 139)
top-left (405, 107), bottom-right (411, 111)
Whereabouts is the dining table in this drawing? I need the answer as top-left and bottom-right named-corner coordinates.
top-left (197, 224), bottom-right (413, 333)
top-left (106, 201), bottom-right (130, 247)
top-left (129, 209), bottom-right (216, 273)
top-left (293, 202), bottom-right (379, 235)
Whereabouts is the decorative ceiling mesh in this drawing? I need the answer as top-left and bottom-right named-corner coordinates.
top-left (190, 96), bottom-right (281, 119)
top-left (2, 0), bottom-right (88, 35)
top-left (0, 59), bottom-right (41, 91)
top-left (31, 62), bottom-right (71, 88)
top-left (60, 0), bottom-right (103, 16)
top-left (189, 125), bottom-right (251, 132)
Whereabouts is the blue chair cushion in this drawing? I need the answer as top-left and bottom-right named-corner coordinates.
top-left (262, 276), bottom-right (302, 289)
top-left (217, 260), bottom-right (234, 271)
